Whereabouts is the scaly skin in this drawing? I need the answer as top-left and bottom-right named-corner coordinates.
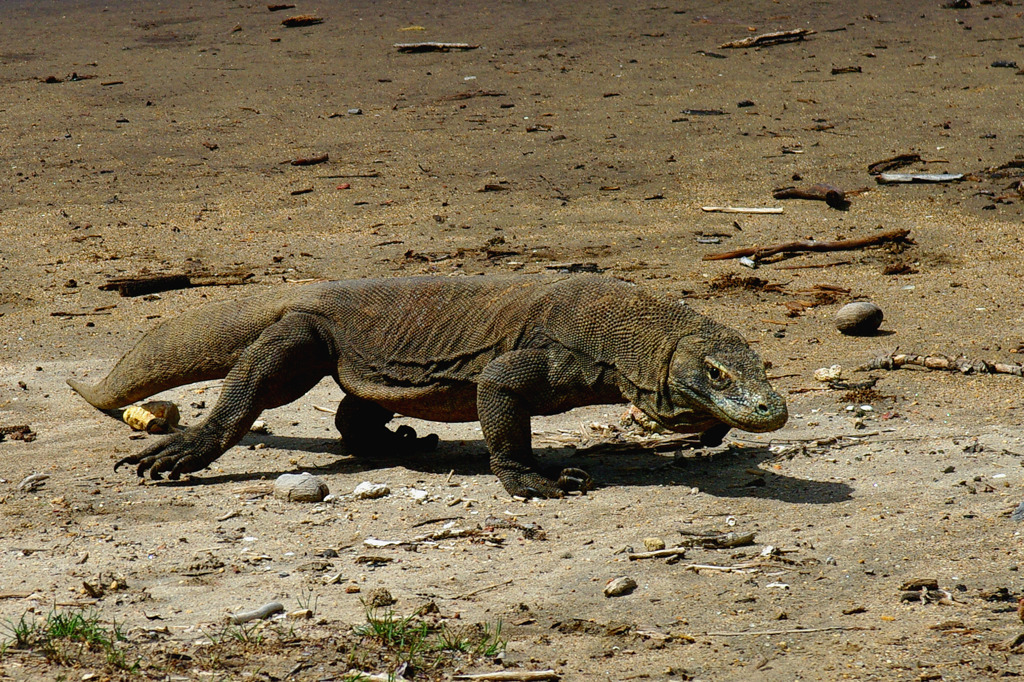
top-left (68, 275), bottom-right (788, 498)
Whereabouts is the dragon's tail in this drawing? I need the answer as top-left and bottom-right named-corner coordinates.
top-left (68, 292), bottom-right (291, 410)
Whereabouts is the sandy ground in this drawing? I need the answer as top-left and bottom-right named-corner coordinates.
top-left (3, 0), bottom-right (1024, 679)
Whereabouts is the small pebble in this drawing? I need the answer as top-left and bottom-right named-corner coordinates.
top-left (643, 537), bottom-right (666, 551)
top-left (250, 420), bottom-right (270, 434)
top-left (353, 481), bottom-right (391, 499)
top-left (348, 108), bottom-right (363, 115)
top-left (604, 576), bottom-right (638, 597)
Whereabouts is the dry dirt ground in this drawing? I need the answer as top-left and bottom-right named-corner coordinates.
top-left (3, 0), bottom-right (1024, 680)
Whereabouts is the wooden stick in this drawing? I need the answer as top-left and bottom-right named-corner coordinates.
top-left (702, 228), bottom-right (911, 262)
top-left (705, 625), bottom-right (869, 637)
top-left (453, 671), bottom-right (559, 681)
top-left (628, 547), bottom-right (688, 560)
top-left (394, 42), bottom-right (480, 53)
top-left (772, 183), bottom-right (849, 209)
top-left (858, 352), bottom-right (1024, 377)
top-left (720, 28), bottom-right (815, 49)
top-left (701, 206), bottom-right (784, 214)
top-left (775, 260), bottom-right (852, 270)
top-left (456, 579), bottom-right (514, 600)
top-left (99, 272), bottom-right (253, 297)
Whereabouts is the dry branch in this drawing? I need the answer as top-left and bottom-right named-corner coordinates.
top-left (394, 42), bottom-right (480, 53)
top-left (628, 546), bottom-right (688, 561)
top-left (858, 352), bottom-right (1024, 377)
top-left (720, 28), bottom-right (815, 49)
top-left (453, 671), bottom-right (560, 681)
top-left (772, 183), bottom-right (850, 209)
top-left (100, 272), bottom-right (254, 297)
top-left (702, 228), bottom-right (911, 262)
top-left (705, 625), bottom-right (870, 637)
top-left (701, 206), bottom-right (783, 214)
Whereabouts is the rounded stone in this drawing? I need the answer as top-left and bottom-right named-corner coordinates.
top-left (834, 302), bottom-right (883, 335)
top-left (274, 472), bottom-right (329, 503)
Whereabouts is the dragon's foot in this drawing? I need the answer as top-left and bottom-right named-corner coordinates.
top-left (114, 428), bottom-right (223, 480)
top-left (497, 467), bottom-right (594, 499)
top-left (345, 424), bottom-right (439, 457)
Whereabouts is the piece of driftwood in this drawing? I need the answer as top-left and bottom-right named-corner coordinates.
top-left (394, 42), bottom-right (480, 53)
top-left (702, 228), bottom-right (911, 262)
top-left (858, 352), bottom-right (1024, 377)
top-left (720, 28), bottom-right (815, 49)
top-left (453, 671), bottom-right (560, 681)
top-left (628, 546), bottom-right (688, 561)
top-left (773, 184), bottom-right (849, 209)
top-left (867, 153), bottom-right (922, 175)
top-left (705, 625), bottom-right (869, 637)
top-left (876, 173), bottom-right (963, 184)
top-left (701, 206), bottom-right (784, 214)
top-left (100, 272), bottom-right (254, 297)
top-left (281, 15), bottom-right (322, 27)
top-left (291, 153), bottom-right (328, 166)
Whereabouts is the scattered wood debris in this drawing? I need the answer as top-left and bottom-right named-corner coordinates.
top-left (229, 601), bottom-right (284, 624)
top-left (394, 42), bottom-right (480, 53)
top-left (720, 28), bottom-right (815, 49)
top-left (867, 153), bottom-right (922, 175)
top-left (453, 671), bottom-right (560, 681)
top-left (100, 271), bottom-right (254, 297)
top-left (772, 183), bottom-right (852, 210)
top-left (438, 90), bottom-right (507, 101)
top-left (281, 15), bottom-right (323, 27)
top-left (858, 351), bottom-right (1024, 377)
top-left (290, 153), bottom-right (329, 166)
top-left (876, 172), bottom-right (964, 184)
top-left (702, 228), bottom-right (912, 262)
top-left (2, 425), bottom-right (36, 443)
top-left (899, 578), bottom-right (954, 605)
top-left (17, 473), bottom-right (48, 491)
top-left (701, 206), bottom-right (783, 214)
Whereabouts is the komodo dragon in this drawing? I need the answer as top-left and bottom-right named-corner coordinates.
top-left (68, 274), bottom-right (788, 498)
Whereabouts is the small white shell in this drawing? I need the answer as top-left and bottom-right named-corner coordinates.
top-left (274, 472), bottom-right (329, 503)
top-left (834, 302), bottom-right (883, 335)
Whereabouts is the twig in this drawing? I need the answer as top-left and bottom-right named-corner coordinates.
top-left (312, 405), bottom-right (336, 413)
top-left (720, 28), bottom-right (815, 49)
top-left (858, 351), bottom-right (1024, 377)
top-left (868, 153), bottom-right (922, 175)
top-left (453, 671), bottom-right (559, 681)
top-left (394, 42), bottom-right (480, 53)
top-left (876, 173), bottom-right (963, 184)
top-left (457, 579), bottom-right (514, 600)
top-left (702, 228), bottom-right (911, 262)
top-left (701, 206), bottom-right (783, 214)
top-left (775, 260), bottom-right (852, 270)
top-left (628, 547), bottom-right (688, 560)
top-left (99, 272), bottom-right (253, 297)
top-left (705, 625), bottom-right (870, 637)
top-left (290, 153), bottom-right (329, 166)
top-left (772, 184), bottom-right (850, 209)
top-left (229, 601), bottom-right (284, 624)
top-left (411, 516), bottom-right (463, 528)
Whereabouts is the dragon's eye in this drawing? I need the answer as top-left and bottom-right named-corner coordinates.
top-left (705, 360), bottom-right (731, 388)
